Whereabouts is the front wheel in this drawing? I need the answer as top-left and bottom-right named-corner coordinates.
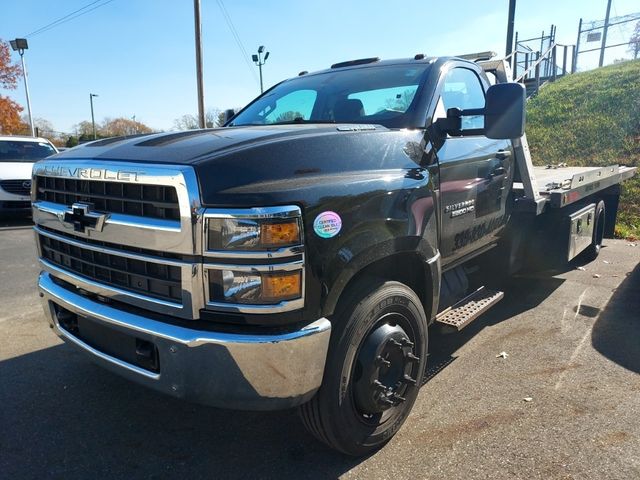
top-left (299, 281), bottom-right (428, 455)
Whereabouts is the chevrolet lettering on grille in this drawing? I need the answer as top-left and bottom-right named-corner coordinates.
top-left (58, 202), bottom-right (109, 233)
top-left (33, 165), bottom-right (142, 182)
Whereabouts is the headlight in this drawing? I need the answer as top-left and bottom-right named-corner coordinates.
top-left (203, 206), bottom-right (305, 312)
top-left (207, 217), bottom-right (301, 250)
top-left (208, 269), bottom-right (302, 305)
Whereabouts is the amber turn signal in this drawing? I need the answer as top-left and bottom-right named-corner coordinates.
top-left (260, 221), bottom-right (300, 247)
top-left (261, 271), bottom-right (302, 302)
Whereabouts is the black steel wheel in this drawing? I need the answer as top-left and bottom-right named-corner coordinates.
top-left (583, 200), bottom-right (606, 261)
top-left (299, 280), bottom-right (428, 456)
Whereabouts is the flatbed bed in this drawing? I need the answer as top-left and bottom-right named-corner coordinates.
top-left (514, 164), bottom-right (637, 209)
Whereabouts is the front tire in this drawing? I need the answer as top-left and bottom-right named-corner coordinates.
top-left (299, 281), bottom-right (428, 455)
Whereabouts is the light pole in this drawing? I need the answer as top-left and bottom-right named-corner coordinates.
top-left (89, 93), bottom-right (98, 140)
top-left (9, 38), bottom-right (35, 137)
top-left (193, 0), bottom-right (205, 129)
top-left (505, 0), bottom-right (517, 61)
top-left (252, 46), bottom-right (270, 94)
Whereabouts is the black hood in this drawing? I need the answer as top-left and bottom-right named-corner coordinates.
top-left (54, 125), bottom-right (386, 165)
top-left (51, 124), bottom-right (427, 208)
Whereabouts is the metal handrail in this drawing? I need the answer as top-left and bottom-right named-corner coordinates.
top-left (514, 43), bottom-right (557, 83)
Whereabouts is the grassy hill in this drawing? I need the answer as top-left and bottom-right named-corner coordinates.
top-left (526, 59), bottom-right (640, 239)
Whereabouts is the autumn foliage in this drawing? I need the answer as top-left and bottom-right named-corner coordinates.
top-left (0, 96), bottom-right (24, 134)
top-left (1, 39), bottom-right (27, 134)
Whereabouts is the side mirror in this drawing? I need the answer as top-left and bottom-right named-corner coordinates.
top-left (483, 83), bottom-right (526, 139)
top-left (431, 83), bottom-right (526, 140)
top-left (222, 108), bottom-right (235, 125)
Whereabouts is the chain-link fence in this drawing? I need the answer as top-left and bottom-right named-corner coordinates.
top-left (575, 12), bottom-right (640, 71)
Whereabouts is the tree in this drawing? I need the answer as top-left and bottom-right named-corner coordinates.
top-left (0, 97), bottom-right (25, 134)
top-left (217, 110), bottom-right (226, 127)
top-left (73, 120), bottom-right (96, 137)
top-left (173, 108), bottom-right (222, 130)
top-left (101, 117), bottom-right (153, 137)
top-left (173, 114), bottom-right (199, 130)
top-left (0, 40), bottom-right (21, 88)
top-left (21, 115), bottom-right (55, 137)
top-left (629, 21), bottom-right (640, 60)
top-left (274, 111), bottom-right (304, 123)
top-left (0, 39), bottom-right (26, 134)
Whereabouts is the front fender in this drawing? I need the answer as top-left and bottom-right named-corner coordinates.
top-left (300, 166), bottom-right (440, 321)
top-left (320, 235), bottom-right (441, 320)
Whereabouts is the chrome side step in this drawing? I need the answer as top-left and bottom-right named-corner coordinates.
top-left (435, 287), bottom-right (504, 331)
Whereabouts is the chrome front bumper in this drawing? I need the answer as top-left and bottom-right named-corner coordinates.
top-left (38, 272), bottom-right (331, 410)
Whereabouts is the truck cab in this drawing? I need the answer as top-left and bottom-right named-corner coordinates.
top-left (32, 55), bottom-right (635, 455)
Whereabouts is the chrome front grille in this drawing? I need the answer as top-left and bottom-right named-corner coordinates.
top-left (39, 231), bottom-right (182, 303)
top-left (32, 160), bottom-right (203, 319)
top-left (35, 175), bottom-right (180, 220)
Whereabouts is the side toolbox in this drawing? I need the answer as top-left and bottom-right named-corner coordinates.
top-left (565, 203), bottom-right (596, 261)
top-left (526, 202), bottom-right (596, 269)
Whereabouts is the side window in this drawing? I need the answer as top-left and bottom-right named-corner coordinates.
top-left (439, 67), bottom-right (486, 130)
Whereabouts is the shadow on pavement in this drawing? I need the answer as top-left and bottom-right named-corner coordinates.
top-left (425, 272), bottom-right (566, 382)
top-left (592, 263), bottom-right (640, 374)
top-left (0, 342), bottom-right (362, 479)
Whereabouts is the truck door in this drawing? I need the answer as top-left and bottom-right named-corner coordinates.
top-left (433, 66), bottom-right (513, 266)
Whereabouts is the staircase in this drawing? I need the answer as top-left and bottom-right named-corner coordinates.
top-left (507, 42), bottom-right (575, 98)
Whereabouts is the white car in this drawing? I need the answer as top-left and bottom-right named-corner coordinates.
top-left (0, 135), bottom-right (58, 215)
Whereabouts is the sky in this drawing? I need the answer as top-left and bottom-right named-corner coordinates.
top-left (2, 0), bottom-right (639, 135)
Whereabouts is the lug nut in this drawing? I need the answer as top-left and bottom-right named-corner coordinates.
top-left (406, 352), bottom-right (420, 363)
top-left (400, 338), bottom-right (414, 347)
top-left (402, 374), bottom-right (417, 386)
top-left (392, 393), bottom-right (406, 403)
top-left (379, 396), bottom-right (395, 406)
top-left (373, 380), bottom-right (387, 392)
top-left (376, 355), bottom-right (391, 368)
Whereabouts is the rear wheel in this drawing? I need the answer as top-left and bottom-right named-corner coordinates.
top-left (583, 200), bottom-right (606, 261)
top-left (299, 281), bottom-right (428, 455)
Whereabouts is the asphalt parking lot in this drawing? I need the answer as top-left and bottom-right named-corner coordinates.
top-left (1, 218), bottom-right (639, 479)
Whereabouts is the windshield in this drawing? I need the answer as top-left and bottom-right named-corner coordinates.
top-left (231, 64), bottom-right (431, 129)
top-left (0, 140), bottom-right (57, 162)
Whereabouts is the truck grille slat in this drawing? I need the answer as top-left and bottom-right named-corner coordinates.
top-left (35, 175), bottom-right (180, 220)
top-left (37, 226), bottom-right (182, 259)
top-left (40, 234), bottom-right (182, 303)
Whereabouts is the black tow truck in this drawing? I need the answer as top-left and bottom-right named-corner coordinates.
top-left (33, 54), bottom-right (636, 455)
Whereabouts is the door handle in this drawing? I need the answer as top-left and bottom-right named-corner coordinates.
top-left (491, 166), bottom-right (507, 176)
top-left (495, 150), bottom-right (511, 159)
